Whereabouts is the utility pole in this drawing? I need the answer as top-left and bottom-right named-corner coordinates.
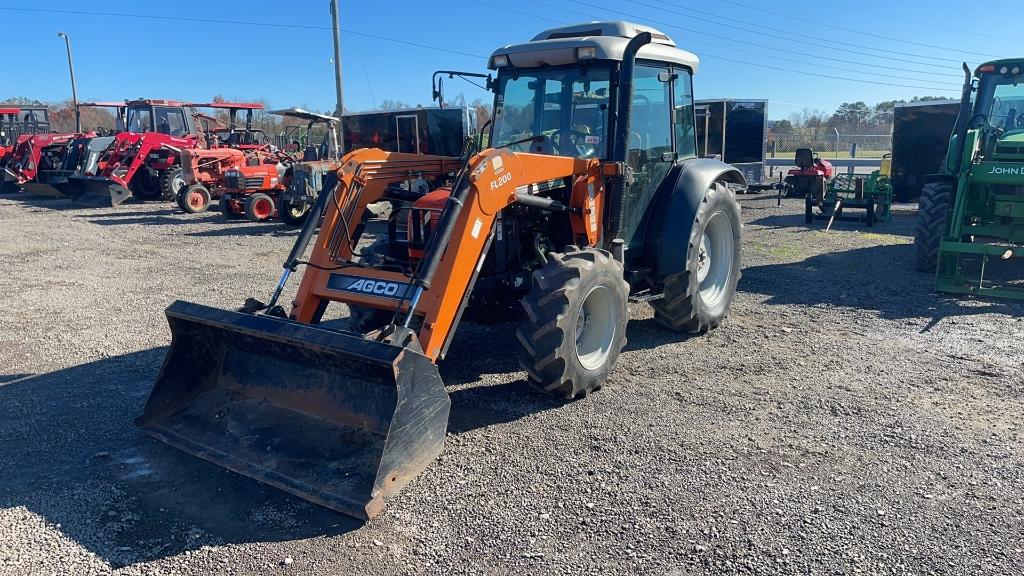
top-left (330, 0), bottom-right (345, 155)
top-left (57, 32), bottom-right (80, 133)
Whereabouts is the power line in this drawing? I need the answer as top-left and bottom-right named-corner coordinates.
top-left (826, 0), bottom-right (1018, 44)
top-left (473, 0), bottom-right (957, 87)
top-left (541, 0), bottom-right (961, 80)
top-left (601, 0), bottom-right (963, 69)
top-left (660, 0), bottom-right (995, 61)
top-left (0, 7), bottom-right (487, 59)
top-left (343, 3), bottom-right (376, 108)
top-left (511, 0), bottom-right (959, 91)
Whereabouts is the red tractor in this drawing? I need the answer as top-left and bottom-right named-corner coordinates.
top-left (70, 99), bottom-right (263, 205)
top-left (0, 107), bottom-right (20, 167)
top-left (1, 106), bottom-right (61, 193)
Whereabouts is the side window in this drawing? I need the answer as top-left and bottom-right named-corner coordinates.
top-left (155, 107), bottom-right (187, 137)
top-left (128, 109), bottom-right (152, 133)
top-left (673, 70), bottom-right (696, 159)
top-left (629, 64), bottom-right (672, 167)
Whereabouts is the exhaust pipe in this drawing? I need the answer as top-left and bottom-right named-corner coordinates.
top-left (607, 32), bottom-right (653, 246)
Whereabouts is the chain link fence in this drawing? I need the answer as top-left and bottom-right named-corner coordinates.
top-left (766, 133), bottom-right (892, 159)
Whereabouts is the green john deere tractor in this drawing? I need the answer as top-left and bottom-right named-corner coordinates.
top-left (915, 60), bottom-right (1024, 298)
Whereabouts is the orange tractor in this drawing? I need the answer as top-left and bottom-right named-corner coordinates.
top-left (217, 108), bottom-right (339, 222)
top-left (175, 109), bottom-right (280, 214)
top-left (138, 21), bottom-right (744, 520)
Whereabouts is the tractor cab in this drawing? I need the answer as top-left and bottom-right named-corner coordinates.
top-left (488, 21), bottom-right (705, 256)
top-left (124, 99), bottom-right (194, 137)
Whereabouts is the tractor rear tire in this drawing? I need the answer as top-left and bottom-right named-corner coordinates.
top-left (179, 184), bottom-right (211, 214)
top-left (278, 198), bottom-right (310, 227)
top-left (914, 181), bottom-right (951, 273)
top-left (244, 193), bottom-right (275, 222)
top-left (652, 181), bottom-right (741, 334)
top-left (516, 247), bottom-right (629, 400)
top-left (220, 193), bottom-right (243, 220)
top-left (159, 168), bottom-right (186, 201)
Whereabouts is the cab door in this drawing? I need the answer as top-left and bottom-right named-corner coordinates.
top-left (622, 63), bottom-right (675, 251)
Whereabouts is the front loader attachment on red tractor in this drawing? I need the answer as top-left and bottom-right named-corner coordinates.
top-left (136, 301), bottom-right (451, 520)
top-left (67, 176), bottom-right (132, 206)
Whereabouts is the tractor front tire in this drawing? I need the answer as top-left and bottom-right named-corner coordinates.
top-left (179, 184), bottom-right (211, 214)
top-left (158, 168), bottom-right (186, 201)
top-left (244, 193), bottom-right (275, 222)
top-left (517, 247), bottom-right (629, 400)
top-left (220, 193), bottom-right (243, 220)
top-left (652, 181), bottom-right (741, 334)
top-left (914, 181), bottom-right (951, 272)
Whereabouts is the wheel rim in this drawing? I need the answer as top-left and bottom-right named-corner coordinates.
top-left (697, 211), bottom-right (735, 310)
top-left (286, 202), bottom-right (306, 219)
top-left (253, 197), bottom-right (273, 219)
top-left (187, 190), bottom-right (206, 209)
top-left (172, 173), bottom-right (184, 193)
top-left (574, 285), bottom-right (617, 371)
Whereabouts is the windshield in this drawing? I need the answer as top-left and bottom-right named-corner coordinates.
top-left (126, 106), bottom-right (153, 133)
top-left (975, 73), bottom-right (1024, 130)
top-left (491, 64), bottom-right (612, 159)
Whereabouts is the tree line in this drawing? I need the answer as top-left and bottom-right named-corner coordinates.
top-left (772, 96), bottom-right (952, 137)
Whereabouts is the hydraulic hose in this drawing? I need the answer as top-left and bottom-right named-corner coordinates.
top-left (264, 174), bottom-right (337, 310)
top-left (608, 32), bottom-right (653, 245)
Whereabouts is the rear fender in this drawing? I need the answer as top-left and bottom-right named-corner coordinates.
top-left (647, 158), bottom-right (744, 278)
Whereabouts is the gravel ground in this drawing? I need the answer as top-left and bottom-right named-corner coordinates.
top-left (1, 192), bottom-right (1022, 575)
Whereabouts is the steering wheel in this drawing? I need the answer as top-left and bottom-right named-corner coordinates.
top-left (549, 128), bottom-right (596, 156)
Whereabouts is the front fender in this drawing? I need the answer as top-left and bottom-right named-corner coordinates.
top-left (648, 158), bottom-right (744, 278)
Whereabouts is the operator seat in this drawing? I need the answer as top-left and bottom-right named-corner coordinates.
top-left (303, 146), bottom-right (320, 161)
top-left (794, 148), bottom-right (814, 170)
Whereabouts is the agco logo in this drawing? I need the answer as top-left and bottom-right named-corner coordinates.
top-left (327, 273), bottom-right (411, 300)
top-left (990, 166), bottom-right (1024, 175)
top-left (347, 279), bottom-right (402, 296)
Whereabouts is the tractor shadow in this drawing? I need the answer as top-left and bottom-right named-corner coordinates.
top-left (0, 327), bottom-right (568, 567)
top-left (441, 321), bottom-right (565, 434)
top-left (747, 209), bottom-right (916, 237)
top-left (185, 223), bottom-right (301, 238)
top-left (0, 349), bottom-right (358, 569)
top-left (740, 243), bottom-right (1024, 326)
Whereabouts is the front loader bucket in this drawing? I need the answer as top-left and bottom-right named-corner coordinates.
top-left (136, 301), bottom-right (451, 520)
top-left (68, 176), bottom-right (132, 206)
top-left (22, 182), bottom-right (69, 198)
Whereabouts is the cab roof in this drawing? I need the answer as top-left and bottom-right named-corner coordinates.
top-left (124, 99), bottom-right (264, 110)
top-left (489, 21), bottom-right (699, 73)
top-left (269, 108), bottom-right (339, 124)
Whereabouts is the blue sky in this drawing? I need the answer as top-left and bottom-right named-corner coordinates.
top-left (2, 0), bottom-right (1019, 119)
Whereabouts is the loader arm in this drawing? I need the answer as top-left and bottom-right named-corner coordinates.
top-left (290, 147), bottom-right (600, 360)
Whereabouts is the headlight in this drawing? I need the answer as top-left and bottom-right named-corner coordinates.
top-left (492, 54), bottom-right (509, 68)
top-left (577, 46), bottom-right (597, 60)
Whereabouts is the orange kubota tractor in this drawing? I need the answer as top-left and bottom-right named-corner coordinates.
top-left (137, 21), bottom-right (744, 520)
top-left (176, 108), bottom-right (282, 214)
top-left (216, 108), bottom-right (339, 222)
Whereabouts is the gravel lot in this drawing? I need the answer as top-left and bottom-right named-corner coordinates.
top-left (1, 192), bottom-right (1022, 575)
